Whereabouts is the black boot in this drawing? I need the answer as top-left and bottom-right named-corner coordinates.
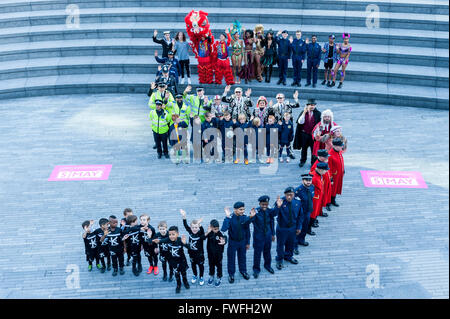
top-left (321, 79), bottom-right (326, 85)
top-left (331, 81), bottom-right (336, 87)
top-left (176, 279), bottom-right (181, 293)
top-left (132, 263), bottom-right (139, 276)
top-left (337, 82), bottom-right (343, 89)
top-left (331, 196), bottom-right (339, 207)
top-left (326, 204), bottom-right (331, 211)
top-left (307, 219), bottom-right (316, 236)
top-left (182, 275), bottom-right (190, 289)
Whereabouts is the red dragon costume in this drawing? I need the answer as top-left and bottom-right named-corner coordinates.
top-left (185, 10), bottom-right (215, 84)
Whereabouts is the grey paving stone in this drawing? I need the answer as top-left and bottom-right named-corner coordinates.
top-left (0, 94), bottom-right (447, 299)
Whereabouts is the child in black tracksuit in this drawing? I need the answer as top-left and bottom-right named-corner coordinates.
top-left (206, 219), bottom-right (228, 287)
top-left (82, 220), bottom-right (100, 271)
top-left (219, 111), bottom-right (235, 162)
top-left (278, 112), bottom-right (295, 162)
top-left (95, 218), bottom-right (111, 273)
top-left (180, 209), bottom-right (207, 286)
top-left (155, 221), bottom-right (174, 281)
top-left (121, 208), bottom-right (134, 266)
top-left (105, 215), bottom-right (125, 276)
top-left (150, 226), bottom-right (190, 294)
top-left (139, 214), bottom-right (158, 275)
top-left (123, 215), bottom-right (143, 276)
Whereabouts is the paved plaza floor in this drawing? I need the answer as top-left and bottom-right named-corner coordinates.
top-left (0, 93), bottom-right (448, 299)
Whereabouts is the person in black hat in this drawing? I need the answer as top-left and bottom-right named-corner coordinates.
top-left (294, 174), bottom-right (315, 251)
top-left (205, 219), bottom-right (228, 287)
top-left (250, 195), bottom-right (278, 278)
top-left (155, 64), bottom-right (178, 96)
top-left (328, 138), bottom-right (345, 207)
top-left (221, 202), bottom-right (256, 283)
top-left (309, 162), bottom-right (329, 233)
top-left (149, 99), bottom-right (170, 159)
top-left (273, 187), bottom-right (303, 270)
top-left (153, 29), bottom-right (173, 58)
top-left (275, 30), bottom-right (292, 85)
top-left (155, 49), bottom-right (181, 82)
top-left (293, 98), bottom-right (321, 167)
top-left (322, 34), bottom-right (336, 86)
top-left (305, 34), bottom-right (322, 87)
top-left (310, 149), bottom-right (332, 213)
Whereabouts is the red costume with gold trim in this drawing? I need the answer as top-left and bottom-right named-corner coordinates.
top-left (310, 170), bottom-right (324, 219)
top-left (310, 160), bottom-right (332, 208)
top-left (185, 10), bottom-right (215, 84)
top-left (328, 148), bottom-right (345, 196)
top-left (213, 33), bottom-right (234, 85)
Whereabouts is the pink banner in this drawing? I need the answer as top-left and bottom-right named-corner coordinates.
top-left (360, 171), bottom-right (427, 188)
top-left (48, 165), bottom-right (112, 181)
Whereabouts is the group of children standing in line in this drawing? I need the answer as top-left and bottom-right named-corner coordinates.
top-left (82, 134), bottom-right (346, 294)
top-left (148, 82), bottom-right (301, 164)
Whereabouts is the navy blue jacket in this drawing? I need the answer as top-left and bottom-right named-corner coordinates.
top-left (290, 38), bottom-right (306, 59)
top-left (265, 123), bottom-right (280, 145)
top-left (279, 120), bottom-right (294, 144)
top-left (168, 121), bottom-right (188, 146)
top-left (275, 36), bottom-right (292, 58)
top-left (201, 117), bottom-right (219, 142)
top-left (233, 121), bottom-right (250, 145)
top-left (219, 119), bottom-right (234, 143)
top-left (295, 184), bottom-right (314, 217)
top-left (155, 56), bottom-right (181, 78)
top-left (306, 42), bottom-right (322, 63)
top-left (273, 197), bottom-right (303, 230)
top-left (251, 207), bottom-right (277, 237)
top-left (221, 213), bottom-right (252, 244)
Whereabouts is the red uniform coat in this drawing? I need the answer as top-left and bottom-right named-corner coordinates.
top-left (310, 160), bottom-right (332, 207)
top-left (328, 148), bottom-right (345, 196)
top-left (310, 171), bottom-right (324, 219)
top-left (312, 121), bottom-right (337, 156)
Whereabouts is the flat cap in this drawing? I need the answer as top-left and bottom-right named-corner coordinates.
top-left (332, 138), bottom-right (344, 146)
top-left (316, 162), bottom-right (329, 170)
top-left (284, 186), bottom-right (295, 194)
top-left (317, 149), bottom-right (329, 158)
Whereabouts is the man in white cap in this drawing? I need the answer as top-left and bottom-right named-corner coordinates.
top-left (222, 85), bottom-right (252, 121)
top-left (210, 95), bottom-right (228, 118)
top-left (271, 90), bottom-right (300, 123)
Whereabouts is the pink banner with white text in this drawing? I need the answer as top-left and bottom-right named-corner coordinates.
top-left (48, 165), bottom-right (112, 181)
top-left (360, 171), bottom-right (427, 188)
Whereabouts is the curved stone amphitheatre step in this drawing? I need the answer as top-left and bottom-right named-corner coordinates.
top-left (0, 39), bottom-right (447, 67)
top-left (0, 55), bottom-right (447, 88)
top-left (0, 0), bottom-right (448, 15)
top-left (0, 22), bottom-right (448, 49)
top-left (0, 7), bottom-right (447, 31)
top-left (0, 0), bottom-right (447, 109)
top-left (0, 73), bottom-right (447, 109)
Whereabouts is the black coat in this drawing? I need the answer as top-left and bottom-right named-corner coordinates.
top-left (293, 108), bottom-right (321, 149)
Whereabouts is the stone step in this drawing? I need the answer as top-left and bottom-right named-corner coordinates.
top-left (0, 55), bottom-right (447, 87)
top-left (0, 7), bottom-right (447, 31)
top-left (0, 38), bottom-right (447, 68)
top-left (0, 22), bottom-right (447, 49)
top-left (0, 0), bottom-right (448, 15)
top-left (0, 73), bottom-right (447, 109)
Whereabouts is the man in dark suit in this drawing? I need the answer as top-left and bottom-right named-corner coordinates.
top-left (293, 98), bottom-right (321, 167)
